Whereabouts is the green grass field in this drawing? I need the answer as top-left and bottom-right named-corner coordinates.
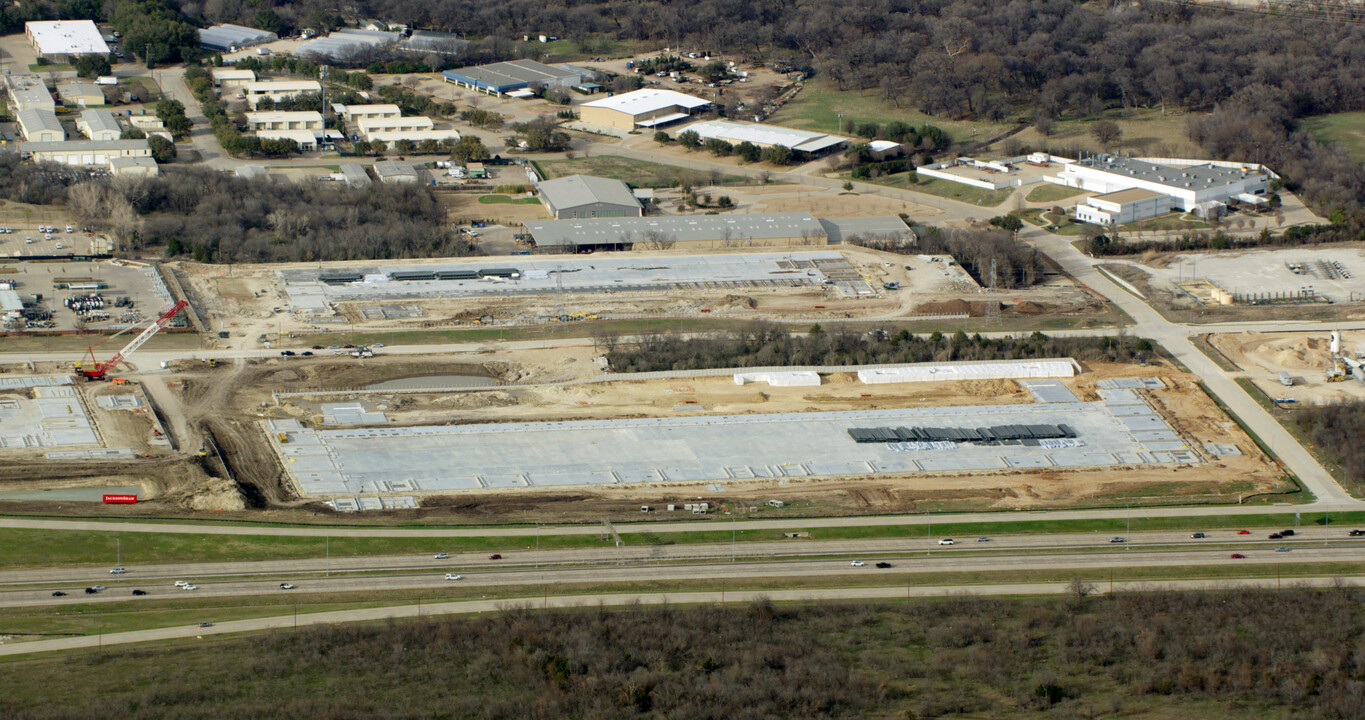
top-left (906, 177), bottom-right (1014, 207)
top-left (477, 194), bottom-right (540, 205)
top-left (767, 78), bottom-right (1014, 147)
top-left (0, 331), bottom-right (199, 353)
top-left (1304, 112), bottom-right (1365, 162)
top-left (1025, 183), bottom-right (1087, 203)
top-left (537, 156), bottom-right (747, 188)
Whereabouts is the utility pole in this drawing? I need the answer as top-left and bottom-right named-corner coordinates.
top-left (116, 537), bottom-right (121, 568)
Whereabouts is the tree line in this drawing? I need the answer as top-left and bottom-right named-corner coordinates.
top-left (604, 325), bottom-right (1154, 373)
top-left (1294, 400), bottom-right (1365, 496)
top-left (850, 224), bottom-right (1048, 290)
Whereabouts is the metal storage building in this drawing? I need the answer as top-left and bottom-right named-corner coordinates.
top-left (399, 31), bottom-right (469, 55)
top-left (296, 29), bottom-right (399, 60)
top-left (199, 24), bottom-right (277, 52)
top-left (15, 139), bottom-right (150, 166)
top-left (211, 68), bottom-right (257, 89)
top-left (16, 108), bottom-right (65, 142)
top-left (373, 160), bottom-right (419, 184)
top-left (686, 120), bottom-right (851, 156)
top-left (340, 164), bottom-right (373, 188)
top-left (108, 156), bottom-right (159, 177)
top-left (523, 212), bottom-right (831, 252)
top-left (56, 80), bottom-right (104, 107)
top-left (441, 60), bottom-right (587, 95)
top-left (578, 89), bottom-right (711, 131)
top-left (77, 109), bottom-right (122, 141)
top-left (536, 175), bottom-right (641, 219)
top-left (4, 74), bottom-right (55, 113)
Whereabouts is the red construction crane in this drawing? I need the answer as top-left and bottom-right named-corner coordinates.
top-left (76, 300), bottom-right (189, 381)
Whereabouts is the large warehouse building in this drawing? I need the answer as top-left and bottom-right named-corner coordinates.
top-left (1074, 188), bottom-right (1175, 226)
top-left (1052, 154), bottom-right (1271, 216)
top-left (536, 175), bottom-right (641, 219)
top-left (524, 212), bottom-right (840, 252)
top-left (16, 108), bottom-right (64, 142)
top-left (441, 60), bottom-right (588, 96)
top-left (686, 120), bottom-right (850, 156)
top-left (243, 80), bottom-right (322, 108)
top-left (26, 20), bottom-right (108, 59)
top-left (198, 24), bottom-right (277, 52)
top-left (246, 111), bottom-right (323, 132)
top-left (579, 89), bottom-right (711, 131)
top-left (296, 29), bottom-right (399, 60)
top-left (3, 74), bottom-right (55, 113)
top-left (15, 139), bottom-right (151, 166)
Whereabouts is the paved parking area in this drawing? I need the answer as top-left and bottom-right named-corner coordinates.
top-left (0, 259), bottom-right (176, 331)
top-left (267, 393), bottom-right (1196, 497)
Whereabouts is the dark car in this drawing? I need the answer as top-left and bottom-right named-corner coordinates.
top-left (51, 591), bottom-right (67, 597)
top-left (1190, 532), bottom-right (1206, 539)
top-left (312, 345), bottom-right (323, 350)
top-left (343, 344), bottom-right (356, 349)
top-left (132, 589), bottom-right (147, 596)
top-left (1269, 533), bottom-right (1282, 539)
top-left (489, 554), bottom-right (502, 560)
top-left (1349, 529), bottom-right (1365, 537)
top-left (1230, 553), bottom-right (1246, 559)
top-left (1280, 529), bottom-right (1295, 537)
top-left (302, 351), bottom-right (313, 356)
top-left (280, 350), bottom-right (295, 356)
top-left (84, 587), bottom-right (98, 594)
top-left (875, 561), bottom-right (892, 569)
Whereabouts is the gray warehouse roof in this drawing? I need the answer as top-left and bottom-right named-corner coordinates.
top-left (818, 216), bottom-right (913, 244)
top-left (16, 139), bottom-right (148, 153)
top-left (372, 160), bottom-right (417, 179)
top-left (525, 212), bottom-right (830, 248)
top-left (198, 24), bottom-right (277, 50)
top-left (442, 60), bottom-right (584, 90)
top-left (296, 29), bottom-right (399, 60)
top-left (1076, 154), bottom-right (1265, 189)
top-left (17, 108), bottom-right (64, 136)
top-left (340, 163), bottom-right (373, 188)
top-left (538, 175), bottom-right (639, 211)
top-left (79, 108), bottom-right (121, 135)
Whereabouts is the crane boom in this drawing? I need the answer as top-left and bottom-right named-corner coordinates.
top-left (79, 300), bottom-right (189, 380)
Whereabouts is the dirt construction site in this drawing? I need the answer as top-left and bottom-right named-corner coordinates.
top-left (1209, 330), bottom-right (1365, 405)
top-left (171, 246), bottom-right (1102, 340)
top-left (0, 341), bottom-right (1290, 521)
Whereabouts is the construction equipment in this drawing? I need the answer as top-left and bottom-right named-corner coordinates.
top-left (1326, 330), bottom-right (1349, 382)
top-left (349, 346), bottom-right (374, 358)
top-left (75, 301), bottom-right (188, 381)
top-left (205, 358), bottom-right (219, 368)
top-left (197, 441), bottom-right (208, 457)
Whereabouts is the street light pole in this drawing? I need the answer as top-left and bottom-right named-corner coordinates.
top-left (116, 538), bottom-right (121, 567)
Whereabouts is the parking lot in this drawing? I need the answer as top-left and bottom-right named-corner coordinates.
top-left (0, 259), bottom-right (177, 331)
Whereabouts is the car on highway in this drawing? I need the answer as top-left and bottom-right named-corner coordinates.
top-left (444, 574), bottom-right (463, 581)
top-left (1275, 546), bottom-right (1291, 552)
top-left (1230, 553), bottom-right (1246, 559)
top-left (110, 566), bottom-right (126, 574)
top-left (132, 589), bottom-right (147, 596)
top-left (1280, 529), bottom-right (1295, 537)
top-left (343, 344), bottom-right (356, 349)
top-left (327, 344), bottom-right (340, 349)
top-left (937, 538), bottom-right (955, 545)
top-left (181, 584), bottom-right (197, 591)
top-left (371, 343), bottom-right (385, 348)
top-left (51, 591), bottom-right (67, 597)
top-left (434, 552), bottom-right (450, 559)
top-left (1350, 529), bottom-right (1365, 537)
top-left (976, 537), bottom-right (991, 542)
top-left (1237, 530), bottom-right (1251, 535)
top-left (1109, 537), bottom-right (1126, 543)
top-left (85, 587), bottom-right (98, 594)
top-left (302, 351), bottom-right (314, 356)
top-left (91, 585), bottom-right (105, 591)
top-left (312, 345), bottom-right (323, 350)
top-left (875, 562), bottom-right (892, 569)
top-left (279, 583), bottom-right (295, 590)
top-left (1268, 533), bottom-right (1283, 539)
top-left (280, 350), bottom-right (295, 356)
top-left (489, 554), bottom-right (502, 560)
top-left (850, 560), bottom-right (865, 567)
top-left (1190, 532), bottom-right (1206, 539)
top-left (174, 580), bottom-right (189, 587)
top-left (198, 622), bottom-right (213, 629)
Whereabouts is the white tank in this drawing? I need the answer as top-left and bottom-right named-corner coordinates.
top-left (1331, 331), bottom-right (1341, 357)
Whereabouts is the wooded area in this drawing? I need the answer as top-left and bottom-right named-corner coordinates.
top-left (6, 589), bottom-right (1365, 718)
top-left (605, 327), bottom-right (1153, 372)
top-left (1294, 400), bottom-right (1365, 495)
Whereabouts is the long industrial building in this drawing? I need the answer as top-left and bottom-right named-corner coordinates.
top-left (1054, 154), bottom-right (1271, 216)
top-left (521, 212), bottom-right (910, 252)
top-left (243, 80), bottom-right (322, 108)
top-left (14, 139), bottom-right (151, 166)
top-left (686, 120), bottom-right (851, 156)
top-left (579, 88), bottom-right (711, 131)
top-left (198, 24), bottom-right (277, 52)
top-left (246, 111), bottom-right (324, 132)
top-left (536, 175), bottom-right (641, 219)
top-left (441, 60), bottom-right (589, 95)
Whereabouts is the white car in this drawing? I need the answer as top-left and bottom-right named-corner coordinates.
top-left (174, 580), bottom-right (189, 587)
top-left (109, 567), bottom-right (125, 574)
top-left (433, 552), bottom-right (449, 559)
top-left (279, 583), bottom-right (295, 590)
top-left (938, 538), bottom-right (955, 545)
top-left (850, 560), bottom-right (865, 567)
top-left (181, 584), bottom-right (198, 591)
top-left (444, 573), bottom-right (463, 581)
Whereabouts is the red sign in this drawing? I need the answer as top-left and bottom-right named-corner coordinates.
top-left (102, 494), bottom-right (138, 504)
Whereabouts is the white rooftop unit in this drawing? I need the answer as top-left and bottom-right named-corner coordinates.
top-left (857, 360), bottom-right (1077, 385)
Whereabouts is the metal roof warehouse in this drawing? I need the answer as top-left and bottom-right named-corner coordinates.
top-left (441, 60), bottom-right (587, 95)
top-left (523, 212), bottom-right (833, 251)
top-left (687, 120), bottom-right (851, 155)
top-left (198, 24), bottom-right (278, 52)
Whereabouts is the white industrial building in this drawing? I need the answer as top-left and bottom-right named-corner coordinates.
top-left (15, 139), bottom-right (150, 166)
top-left (256, 129), bottom-right (318, 151)
top-left (685, 120), bottom-right (850, 156)
top-left (332, 103), bottom-right (401, 123)
top-left (578, 88), bottom-right (711, 131)
top-left (4, 74), bottom-right (55, 113)
top-left (16, 108), bottom-right (65, 142)
top-left (77, 109), bottom-right (122, 141)
top-left (26, 20), bottom-right (109, 59)
top-left (356, 115), bottom-right (433, 140)
top-left (243, 80), bottom-right (322, 108)
top-left (858, 359), bottom-right (1077, 385)
top-left (211, 68), bottom-right (257, 89)
top-left (246, 111), bottom-right (323, 132)
top-left (361, 129), bottom-right (461, 144)
top-left (1052, 154), bottom-right (1270, 216)
top-left (1074, 188), bottom-right (1175, 226)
